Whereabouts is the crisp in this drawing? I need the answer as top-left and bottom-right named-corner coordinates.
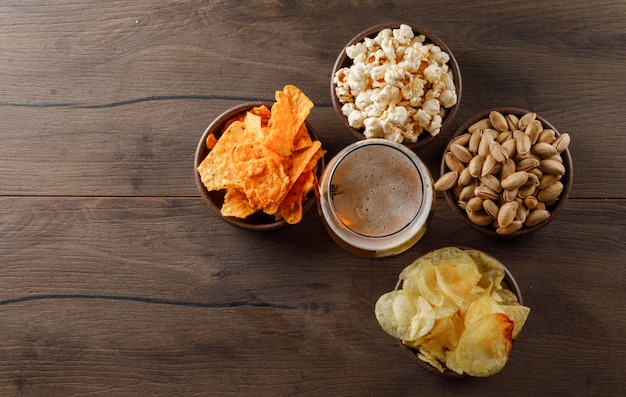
top-left (197, 85), bottom-right (325, 224)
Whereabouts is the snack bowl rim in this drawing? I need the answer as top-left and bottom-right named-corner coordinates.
top-left (194, 101), bottom-right (324, 232)
top-left (330, 21), bottom-right (463, 150)
top-left (440, 106), bottom-right (573, 238)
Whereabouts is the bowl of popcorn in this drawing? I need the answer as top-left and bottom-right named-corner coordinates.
top-left (331, 22), bottom-right (462, 150)
top-left (375, 247), bottom-right (530, 377)
top-left (194, 85), bottom-right (326, 231)
top-left (434, 107), bottom-right (573, 237)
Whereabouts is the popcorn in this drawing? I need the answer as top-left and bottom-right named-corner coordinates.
top-left (334, 24), bottom-right (457, 144)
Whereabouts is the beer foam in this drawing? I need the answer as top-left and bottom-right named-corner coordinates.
top-left (330, 144), bottom-right (423, 237)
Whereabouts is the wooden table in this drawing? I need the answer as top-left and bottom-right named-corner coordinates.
top-left (2, 1), bottom-right (624, 395)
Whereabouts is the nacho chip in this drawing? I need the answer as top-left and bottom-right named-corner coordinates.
top-left (265, 85), bottom-right (314, 156)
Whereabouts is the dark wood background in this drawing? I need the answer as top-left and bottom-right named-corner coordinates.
top-left (1, 1), bottom-right (624, 396)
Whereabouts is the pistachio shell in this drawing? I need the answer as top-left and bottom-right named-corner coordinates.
top-left (532, 142), bottom-right (558, 158)
top-left (525, 119), bottom-right (543, 144)
top-left (475, 185), bottom-right (499, 200)
top-left (434, 171), bottom-right (459, 191)
top-left (468, 210), bottom-right (494, 226)
top-left (450, 143), bottom-right (474, 164)
top-left (497, 201), bottom-right (519, 228)
top-left (537, 181), bottom-right (564, 202)
top-left (496, 220), bottom-right (523, 235)
top-left (489, 111), bottom-right (509, 132)
top-left (553, 133), bottom-right (570, 153)
top-left (525, 209), bottom-right (551, 227)
top-left (501, 171), bottom-right (529, 190)
top-left (468, 154), bottom-right (485, 178)
top-left (489, 141), bottom-right (509, 163)
top-left (540, 159), bottom-right (566, 176)
top-left (468, 118), bottom-right (491, 134)
top-left (514, 129), bottom-right (531, 156)
top-left (483, 199), bottom-right (500, 220)
top-left (445, 152), bottom-right (465, 173)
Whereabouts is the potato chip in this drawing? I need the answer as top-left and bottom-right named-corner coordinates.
top-left (450, 313), bottom-right (513, 377)
top-left (374, 247), bottom-right (530, 376)
top-left (196, 85), bottom-right (325, 224)
top-left (375, 290), bottom-right (435, 342)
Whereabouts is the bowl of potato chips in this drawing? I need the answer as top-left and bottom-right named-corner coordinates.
top-left (375, 247), bottom-right (530, 377)
top-left (331, 22), bottom-right (461, 150)
top-left (434, 107), bottom-right (573, 237)
top-left (195, 85), bottom-right (326, 231)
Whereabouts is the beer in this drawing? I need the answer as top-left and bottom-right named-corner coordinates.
top-left (318, 139), bottom-right (435, 258)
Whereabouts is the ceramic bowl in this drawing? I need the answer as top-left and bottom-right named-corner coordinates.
top-left (194, 101), bottom-right (324, 231)
top-left (440, 107), bottom-right (573, 238)
top-left (331, 22), bottom-right (462, 150)
top-left (394, 248), bottom-right (523, 378)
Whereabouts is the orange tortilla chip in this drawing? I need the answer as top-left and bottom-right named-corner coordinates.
top-left (265, 85), bottom-right (314, 156)
top-left (221, 188), bottom-right (257, 219)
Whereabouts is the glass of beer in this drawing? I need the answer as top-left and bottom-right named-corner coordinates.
top-left (318, 139), bottom-right (435, 258)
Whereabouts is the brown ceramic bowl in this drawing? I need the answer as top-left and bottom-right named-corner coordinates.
top-left (194, 101), bottom-right (324, 231)
top-left (331, 22), bottom-right (462, 150)
top-left (394, 248), bottom-right (523, 378)
top-left (440, 107), bottom-right (573, 238)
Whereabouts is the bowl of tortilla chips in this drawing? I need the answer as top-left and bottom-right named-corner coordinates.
top-left (195, 85), bottom-right (326, 231)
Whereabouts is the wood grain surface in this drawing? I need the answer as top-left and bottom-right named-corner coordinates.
top-left (1, 1), bottom-right (625, 396)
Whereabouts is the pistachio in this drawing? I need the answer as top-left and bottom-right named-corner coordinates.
top-left (553, 132), bottom-right (570, 153)
top-left (518, 184), bottom-right (537, 199)
top-left (458, 167), bottom-right (473, 187)
top-left (445, 152), bottom-right (465, 173)
top-left (469, 129), bottom-right (483, 154)
top-left (525, 209), bottom-right (551, 227)
top-left (481, 155), bottom-right (498, 177)
top-left (501, 171), bottom-right (529, 190)
top-left (451, 132), bottom-right (471, 147)
top-left (518, 112), bottom-right (537, 130)
top-left (489, 110), bottom-right (509, 132)
top-left (501, 139), bottom-right (517, 158)
top-left (459, 183), bottom-right (477, 202)
top-left (502, 188), bottom-right (519, 203)
top-left (475, 185), bottom-right (500, 201)
top-left (524, 196), bottom-right (539, 210)
top-left (538, 128), bottom-right (556, 144)
top-left (468, 118), bottom-right (491, 134)
top-left (450, 143), bottom-right (474, 164)
top-left (525, 119), bottom-right (543, 144)
top-left (514, 129), bottom-right (531, 156)
top-left (479, 174), bottom-right (502, 193)
top-left (478, 129), bottom-right (497, 158)
top-left (489, 141), bottom-right (509, 163)
top-left (497, 201), bottom-right (519, 228)
top-left (506, 113), bottom-right (520, 131)
top-left (500, 158), bottom-right (516, 180)
top-left (540, 159), bottom-right (566, 175)
top-left (496, 220), bottom-right (523, 235)
top-left (468, 210), bottom-right (494, 226)
top-left (434, 171), bottom-right (459, 191)
top-left (483, 199), bottom-right (500, 220)
top-left (532, 142), bottom-right (558, 158)
top-left (468, 154), bottom-right (485, 178)
top-left (496, 130), bottom-right (513, 144)
top-left (539, 174), bottom-right (561, 189)
top-left (466, 196), bottom-right (484, 212)
top-left (537, 181), bottom-right (564, 202)
top-left (516, 157), bottom-right (540, 171)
